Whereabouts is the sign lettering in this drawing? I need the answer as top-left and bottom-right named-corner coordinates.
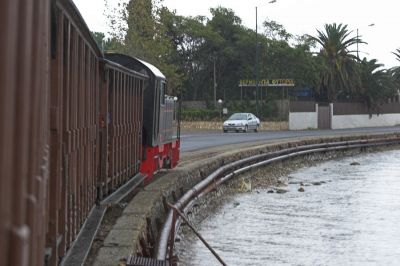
top-left (239, 79), bottom-right (295, 87)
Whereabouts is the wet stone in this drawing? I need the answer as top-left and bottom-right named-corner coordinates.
top-left (276, 188), bottom-right (288, 194)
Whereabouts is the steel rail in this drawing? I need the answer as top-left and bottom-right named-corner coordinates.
top-left (60, 173), bottom-right (145, 266)
top-left (156, 136), bottom-right (400, 261)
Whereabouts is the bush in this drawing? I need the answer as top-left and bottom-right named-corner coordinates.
top-left (225, 99), bottom-right (281, 120)
top-left (181, 98), bottom-right (285, 121)
top-left (181, 108), bottom-right (221, 121)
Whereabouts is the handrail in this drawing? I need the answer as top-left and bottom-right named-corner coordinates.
top-left (156, 136), bottom-right (400, 261)
top-left (167, 203), bottom-right (227, 266)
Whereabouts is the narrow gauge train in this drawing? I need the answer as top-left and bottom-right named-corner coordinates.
top-left (105, 53), bottom-right (180, 181)
top-left (0, 0), bottom-right (180, 265)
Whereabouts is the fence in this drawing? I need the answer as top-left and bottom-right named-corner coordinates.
top-left (289, 101), bottom-right (400, 130)
top-left (333, 102), bottom-right (400, 115)
top-left (289, 101), bottom-right (316, 112)
top-left (289, 101), bottom-right (318, 130)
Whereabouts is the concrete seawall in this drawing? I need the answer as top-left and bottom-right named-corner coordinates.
top-left (91, 133), bottom-right (400, 265)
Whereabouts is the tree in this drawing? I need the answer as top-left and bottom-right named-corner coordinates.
top-left (104, 0), bottom-right (129, 42)
top-left (104, 2), bottom-right (347, 110)
top-left (159, 11), bottom-right (218, 99)
top-left (394, 48), bottom-right (400, 62)
top-left (263, 19), bottom-right (292, 41)
top-left (91, 31), bottom-right (105, 50)
top-left (358, 58), bottom-right (397, 110)
top-left (123, 0), bottom-right (165, 60)
top-left (391, 48), bottom-right (400, 102)
top-left (310, 23), bottom-right (361, 102)
top-left (107, 0), bottom-right (184, 93)
top-left (206, 7), bottom-right (244, 102)
top-left (392, 48), bottom-right (400, 84)
top-left (91, 31), bottom-right (123, 52)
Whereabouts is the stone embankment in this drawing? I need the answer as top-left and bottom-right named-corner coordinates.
top-left (89, 133), bottom-right (399, 265)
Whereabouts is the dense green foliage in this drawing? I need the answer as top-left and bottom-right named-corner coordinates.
top-left (392, 49), bottom-right (400, 84)
top-left (181, 109), bottom-right (221, 121)
top-left (309, 23), bottom-right (361, 102)
top-left (101, 0), bottom-right (400, 118)
top-left (358, 58), bottom-right (398, 110)
top-left (181, 99), bottom-right (281, 121)
top-left (92, 31), bottom-right (122, 51)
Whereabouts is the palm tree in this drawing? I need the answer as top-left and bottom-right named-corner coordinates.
top-left (358, 58), bottom-right (397, 110)
top-left (394, 48), bottom-right (400, 61)
top-left (310, 23), bottom-right (361, 102)
top-left (392, 49), bottom-right (400, 102)
top-left (392, 48), bottom-right (400, 83)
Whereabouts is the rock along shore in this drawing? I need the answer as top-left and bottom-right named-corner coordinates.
top-left (88, 132), bottom-right (400, 265)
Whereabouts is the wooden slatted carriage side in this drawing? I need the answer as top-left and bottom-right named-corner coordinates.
top-left (0, 0), bottom-right (51, 265)
top-left (98, 59), bottom-right (147, 200)
top-left (50, 1), bottom-right (148, 263)
top-left (0, 1), bottom-right (150, 265)
top-left (48, 0), bottom-right (101, 263)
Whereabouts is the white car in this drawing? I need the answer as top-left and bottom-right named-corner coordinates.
top-left (223, 112), bottom-right (260, 133)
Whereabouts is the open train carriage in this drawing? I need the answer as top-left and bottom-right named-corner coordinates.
top-left (1, 0), bottom-right (50, 265)
top-left (105, 53), bottom-right (180, 182)
top-left (49, 0), bottom-right (104, 263)
top-left (98, 58), bottom-right (148, 199)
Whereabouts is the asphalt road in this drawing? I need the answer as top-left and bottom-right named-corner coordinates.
top-left (180, 126), bottom-right (400, 152)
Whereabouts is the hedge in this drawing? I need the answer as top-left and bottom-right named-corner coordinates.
top-left (181, 108), bottom-right (220, 121)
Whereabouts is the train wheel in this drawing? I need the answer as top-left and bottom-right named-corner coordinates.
top-left (163, 156), bottom-right (171, 169)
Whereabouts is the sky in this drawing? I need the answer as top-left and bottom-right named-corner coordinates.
top-left (73, 0), bottom-right (400, 68)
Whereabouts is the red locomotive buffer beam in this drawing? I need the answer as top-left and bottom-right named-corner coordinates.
top-left (140, 139), bottom-right (180, 184)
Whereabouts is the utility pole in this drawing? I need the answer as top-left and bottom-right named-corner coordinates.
top-left (255, 6), bottom-right (259, 117)
top-left (356, 28), bottom-right (359, 58)
top-left (213, 56), bottom-right (217, 108)
top-left (356, 24), bottom-right (374, 59)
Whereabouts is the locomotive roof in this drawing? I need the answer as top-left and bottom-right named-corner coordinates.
top-left (135, 58), bottom-right (166, 80)
top-left (104, 53), bottom-right (165, 80)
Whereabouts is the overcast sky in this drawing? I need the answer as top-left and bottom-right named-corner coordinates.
top-left (73, 0), bottom-right (400, 68)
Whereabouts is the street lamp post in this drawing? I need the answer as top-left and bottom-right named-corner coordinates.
top-left (356, 23), bottom-right (375, 59)
top-left (217, 99), bottom-right (223, 118)
top-left (255, 7), bottom-right (259, 117)
top-left (213, 56), bottom-right (217, 108)
top-left (356, 28), bottom-right (359, 58)
top-left (255, 1), bottom-right (277, 117)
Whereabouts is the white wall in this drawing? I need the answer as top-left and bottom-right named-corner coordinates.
top-left (289, 112), bottom-right (318, 130)
top-left (332, 113), bottom-right (400, 129)
top-left (290, 102), bottom-right (400, 130)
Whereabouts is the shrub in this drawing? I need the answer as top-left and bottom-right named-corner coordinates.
top-left (225, 99), bottom-right (281, 120)
top-left (181, 99), bottom-right (286, 121)
top-left (181, 108), bottom-right (221, 121)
